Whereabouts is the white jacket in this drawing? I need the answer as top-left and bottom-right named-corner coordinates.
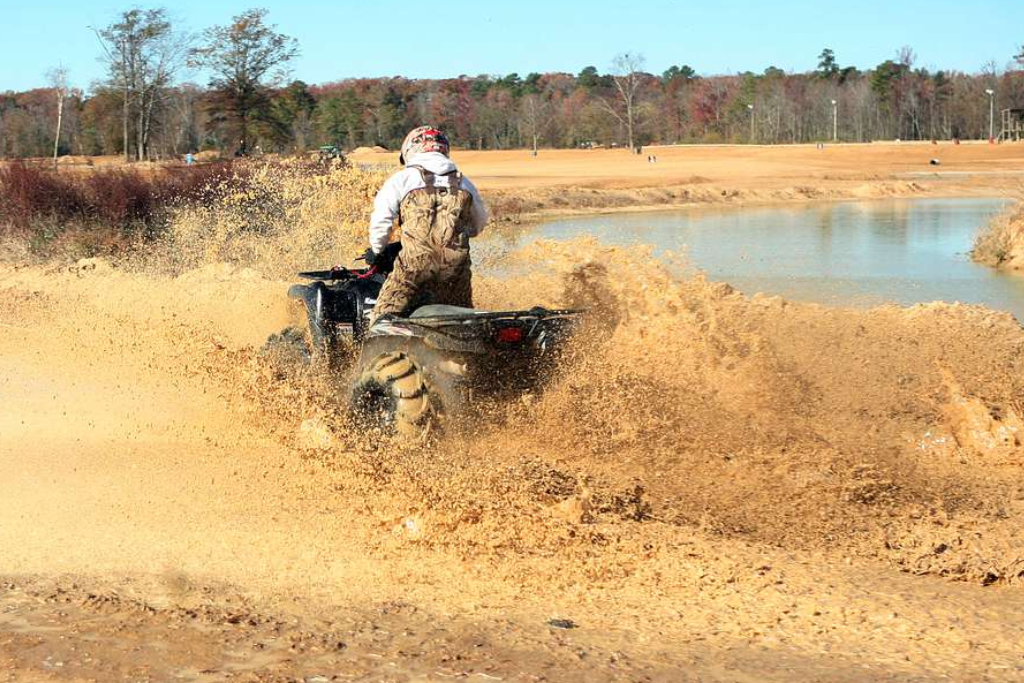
top-left (368, 152), bottom-right (489, 254)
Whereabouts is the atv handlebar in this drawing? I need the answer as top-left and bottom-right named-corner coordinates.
top-left (297, 267), bottom-right (362, 281)
top-left (357, 241), bottom-right (402, 271)
top-left (301, 241), bottom-right (403, 281)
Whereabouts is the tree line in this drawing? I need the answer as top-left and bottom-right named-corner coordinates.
top-left (2, 7), bottom-right (1024, 160)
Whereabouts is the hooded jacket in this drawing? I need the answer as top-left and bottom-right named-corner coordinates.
top-left (367, 152), bottom-right (489, 254)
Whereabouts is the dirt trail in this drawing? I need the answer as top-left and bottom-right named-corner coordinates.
top-left (352, 142), bottom-right (1024, 220)
top-left (4, 159), bottom-right (1024, 680)
top-left (353, 142), bottom-right (1024, 190)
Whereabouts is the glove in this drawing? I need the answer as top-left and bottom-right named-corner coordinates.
top-left (361, 247), bottom-right (378, 266)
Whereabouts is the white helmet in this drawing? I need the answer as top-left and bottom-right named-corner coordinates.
top-left (400, 125), bottom-right (450, 165)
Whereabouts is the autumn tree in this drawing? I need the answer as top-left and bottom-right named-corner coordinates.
top-left (662, 65), bottom-right (697, 141)
top-left (190, 8), bottom-right (298, 155)
top-left (6, 38), bottom-right (1024, 157)
top-left (365, 84), bottom-right (407, 148)
top-left (316, 90), bottom-right (362, 148)
top-left (269, 80), bottom-right (316, 151)
top-left (79, 90), bottom-right (123, 155)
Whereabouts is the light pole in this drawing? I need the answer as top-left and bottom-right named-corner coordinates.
top-left (831, 99), bottom-right (838, 142)
top-left (985, 88), bottom-right (995, 142)
top-left (748, 103), bottom-right (755, 144)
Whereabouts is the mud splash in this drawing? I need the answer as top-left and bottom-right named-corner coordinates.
top-left (6, 231), bottom-right (1024, 585)
top-left (4, 162), bottom-right (1024, 679)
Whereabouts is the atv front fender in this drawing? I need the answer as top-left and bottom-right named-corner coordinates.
top-left (288, 282), bottom-right (329, 351)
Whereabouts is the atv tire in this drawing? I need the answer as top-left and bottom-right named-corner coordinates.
top-left (351, 351), bottom-right (440, 439)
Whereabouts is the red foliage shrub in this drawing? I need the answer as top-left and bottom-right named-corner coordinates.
top-left (0, 162), bottom-right (88, 231)
top-left (83, 169), bottom-right (154, 226)
top-left (0, 160), bottom-right (251, 248)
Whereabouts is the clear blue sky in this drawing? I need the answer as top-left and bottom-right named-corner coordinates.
top-left (1, 0), bottom-right (1020, 91)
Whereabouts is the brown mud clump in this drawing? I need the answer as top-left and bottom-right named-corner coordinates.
top-left (973, 199), bottom-right (1024, 269)
top-left (4, 162), bottom-right (1024, 680)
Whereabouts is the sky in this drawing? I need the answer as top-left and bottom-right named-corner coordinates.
top-left (0, 0), bottom-right (1020, 91)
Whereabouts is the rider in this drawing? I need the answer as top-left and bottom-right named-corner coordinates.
top-left (363, 125), bottom-right (489, 324)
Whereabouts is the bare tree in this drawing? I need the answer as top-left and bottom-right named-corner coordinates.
top-left (136, 24), bottom-right (191, 160)
top-left (601, 52), bottom-right (646, 151)
top-left (92, 16), bottom-right (131, 161)
top-left (47, 66), bottom-right (70, 170)
top-left (94, 9), bottom-right (187, 161)
top-left (518, 93), bottom-right (551, 154)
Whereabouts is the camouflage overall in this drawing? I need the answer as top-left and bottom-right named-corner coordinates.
top-left (371, 167), bottom-right (474, 322)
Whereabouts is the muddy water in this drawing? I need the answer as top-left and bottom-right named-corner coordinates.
top-left (515, 198), bottom-right (1022, 318)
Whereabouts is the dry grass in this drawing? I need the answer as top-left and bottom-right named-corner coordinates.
top-left (973, 202), bottom-right (1024, 268)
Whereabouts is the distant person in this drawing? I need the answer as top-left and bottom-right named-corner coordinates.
top-left (185, 152), bottom-right (194, 166)
top-left (362, 126), bottom-right (489, 325)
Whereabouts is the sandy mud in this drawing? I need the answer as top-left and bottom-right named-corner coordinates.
top-left (3, 161), bottom-right (1024, 681)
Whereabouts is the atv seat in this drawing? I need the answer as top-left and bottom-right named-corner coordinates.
top-left (409, 304), bottom-right (481, 318)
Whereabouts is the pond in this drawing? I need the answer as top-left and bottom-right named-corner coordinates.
top-left (509, 198), bottom-right (1023, 320)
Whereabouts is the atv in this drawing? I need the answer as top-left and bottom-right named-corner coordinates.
top-left (276, 244), bottom-right (580, 437)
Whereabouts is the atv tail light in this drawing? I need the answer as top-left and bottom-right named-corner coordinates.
top-left (496, 326), bottom-right (524, 343)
